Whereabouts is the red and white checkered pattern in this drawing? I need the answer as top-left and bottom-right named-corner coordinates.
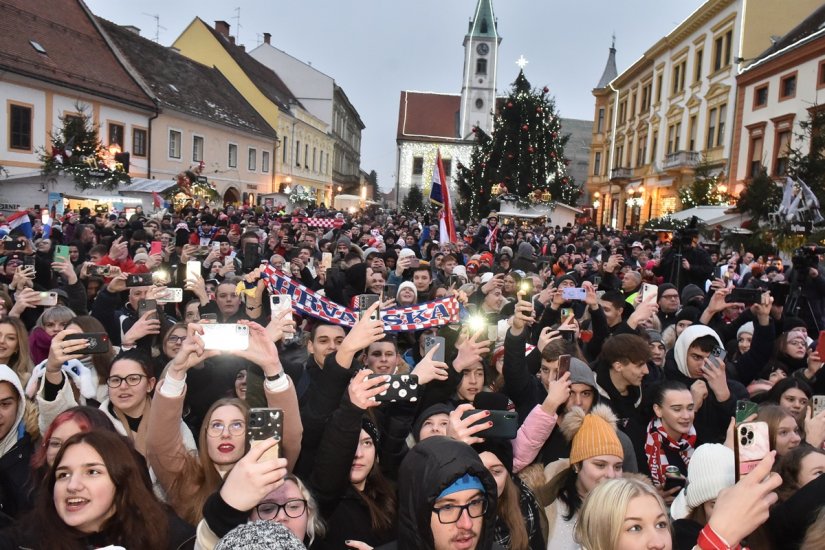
top-left (260, 265), bottom-right (458, 332)
top-left (291, 217), bottom-right (342, 229)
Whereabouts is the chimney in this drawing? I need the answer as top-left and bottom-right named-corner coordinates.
top-left (214, 20), bottom-right (230, 37)
top-left (263, 32), bottom-right (271, 45)
top-left (123, 25), bottom-right (141, 35)
top-left (229, 36), bottom-right (235, 45)
top-left (238, 44), bottom-right (245, 52)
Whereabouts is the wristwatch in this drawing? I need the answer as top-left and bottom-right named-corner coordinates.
top-left (265, 370), bottom-right (284, 382)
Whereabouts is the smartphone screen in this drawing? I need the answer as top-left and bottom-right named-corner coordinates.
top-left (322, 252), bottom-right (333, 269)
top-left (186, 261), bottom-right (201, 282)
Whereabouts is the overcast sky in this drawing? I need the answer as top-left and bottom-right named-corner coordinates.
top-left (87, 0), bottom-right (705, 192)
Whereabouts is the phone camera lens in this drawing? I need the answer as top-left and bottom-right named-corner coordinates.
top-left (740, 436), bottom-right (748, 446)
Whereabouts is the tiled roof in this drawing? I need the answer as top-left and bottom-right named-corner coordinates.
top-left (0, 0), bottom-right (153, 110)
top-left (397, 91), bottom-right (461, 142)
top-left (396, 91), bottom-right (506, 142)
top-left (750, 3), bottom-right (825, 64)
top-left (99, 19), bottom-right (276, 139)
top-left (199, 19), bottom-right (299, 112)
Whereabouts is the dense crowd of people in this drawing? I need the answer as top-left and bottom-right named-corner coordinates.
top-left (0, 201), bottom-right (822, 549)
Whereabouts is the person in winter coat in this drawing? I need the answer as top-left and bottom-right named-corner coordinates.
top-left (0, 364), bottom-right (33, 528)
top-left (510, 242), bottom-right (538, 274)
top-left (663, 325), bottom-right (748, 444)
top-left (389, 435), bottom-right (501, 550)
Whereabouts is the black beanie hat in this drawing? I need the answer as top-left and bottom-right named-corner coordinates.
top-left (658, 283), bottom-right (678, 302)
top-left (412, 403), bottom-right (454, 442)
top-left (472, 439), bottom-right (514, 472)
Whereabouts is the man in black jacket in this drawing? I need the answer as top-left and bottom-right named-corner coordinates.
top-left (389, 436), bottom-right (501, 550)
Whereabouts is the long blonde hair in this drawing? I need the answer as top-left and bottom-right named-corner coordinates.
top-left (0, 317), bottom-right (32, 384)
top-left (575, 477), bottom-right (669, 550)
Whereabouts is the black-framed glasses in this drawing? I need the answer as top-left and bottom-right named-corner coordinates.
top-left (255, 499), bottom-right (307, 520)
top-left (432, 498), bottom-right (487, 524)
top-left (166, 335), bottom-right (186, 344)
top-left (206, 420), bottom-right (245, 438)
top-left (106, 374), bottom-right (148, 388)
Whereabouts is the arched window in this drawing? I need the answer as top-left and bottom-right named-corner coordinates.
top-left (480, 19), bottom-right (488, 34)
top-left (476, 58), bottom-right (487, 75)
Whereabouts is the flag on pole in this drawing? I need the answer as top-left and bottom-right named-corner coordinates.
top-left (152, 191), bottom-right (163, 209)
top-left (6, 211), bottom-right (32, 239)
top-left (429, 150), bottom-right (456, 243)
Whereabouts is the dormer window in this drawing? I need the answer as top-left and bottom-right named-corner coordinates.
top-left (480, 19), bottom-right (488, 34)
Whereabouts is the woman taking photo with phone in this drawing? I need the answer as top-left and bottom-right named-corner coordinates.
top-left (146, 320), bottom-right (302, 525)
top-left (0, 430), bottom-right (194, 549)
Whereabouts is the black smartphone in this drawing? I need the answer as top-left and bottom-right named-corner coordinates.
top-left (200, 313), bottom-right (218, 324)
top-left (460, 410), bottom-right (519, 439)
top-left (424, 335), bottom-right (446, 362)
top-left (663, 474), bottom-right (687, 492)
top-left (358, 294), bottom-right (381, 322)
top-left (519, 278), bottom-right (534, 298)
top-left (137, 299), bottom-right (158, 319)
top-left (242, 242), bottom-right (260, 274)
top-left (247, 408), bottom-right (283, 462)
top-left (23, 255), bottom-right (36, 268)
top-left (726, 288), bottom-right (762, 305)
top-left (556, 354), bottom-right (571, 381)
top-left (126, 273), bottom-right (154, 287)
top-left (64, 332), bottom-right (111, 354)
top-left (368, 373), bottom-right (419, 402)
top-left (559, 329), bottom-right (576, 343)
top-left (382, 284), bottom-right (398, 301)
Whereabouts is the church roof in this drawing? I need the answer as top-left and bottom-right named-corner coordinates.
top-left (397, 91), bottom-right (506, 143)
top-left (397, 91), bottom-right (461, 143)
top-left (466, 0), bottom-right (498, 39)
top-left (596, 44), bottom-right (618, 89)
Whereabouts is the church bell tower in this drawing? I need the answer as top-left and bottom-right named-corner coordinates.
top-left (459, 0), bottom-right (500, 140)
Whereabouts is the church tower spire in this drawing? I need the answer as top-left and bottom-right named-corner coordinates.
top-left (460, 0), bottom-right (501, 139)
top-left (596, 36), bottom-right (618, 89)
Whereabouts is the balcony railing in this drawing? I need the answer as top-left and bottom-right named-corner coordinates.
top-left (663, 150), bottom-right (701, 170)
top-left (610, 167), bottom-right (633, 181)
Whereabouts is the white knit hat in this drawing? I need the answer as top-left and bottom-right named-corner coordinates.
top-left (737, 322), bottom-right (755, 339)
top-left (670, 444), bottom-right (735, 520)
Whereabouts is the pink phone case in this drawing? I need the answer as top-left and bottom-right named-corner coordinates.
top-left (737, 421), bottom-right (769, 477)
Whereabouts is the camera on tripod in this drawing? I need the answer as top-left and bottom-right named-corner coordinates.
top-left (792, 246), bottom-right (825, 271)
top-left (672, 216), bottom-right (701, 249)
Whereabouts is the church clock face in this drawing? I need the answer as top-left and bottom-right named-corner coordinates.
top-left (476, 43), bottom-right (489, 56)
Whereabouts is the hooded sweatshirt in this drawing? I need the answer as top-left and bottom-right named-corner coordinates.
top-left (0, 364), bottom-right (32, 525)
top-left (665, 325), bottom-right (747, 444)
top-left (394, 436), bottom-right (501, 550)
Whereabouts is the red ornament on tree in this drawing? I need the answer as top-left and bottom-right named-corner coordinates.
top-left (507, 102), bottom-right (513, 108)
top-left (481, 163), bottom-right (486, 168)
top-left (507, 153), bottom-right (514, 160)
top-left (552, 132), bottom-right (558, 139)
top-left (543, 86), bottom-right (549, 93)
top-left (536, 107), bottom-right (543, 113)
top-left (471, 127), bottom-right (477, 133)
top-left (528, 146), bottom-right (535, 153)
top-left (550, 152), bottom-right (556, 159)
top-left (522, 124), bottom-right (529, 131)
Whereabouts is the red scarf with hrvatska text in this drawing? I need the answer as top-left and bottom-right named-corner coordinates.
top-left (644, 418), bottom-right (696, 487)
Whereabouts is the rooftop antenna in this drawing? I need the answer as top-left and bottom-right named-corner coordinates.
top-left (142, 13), bottom-right (166, 43)
top-left (232, 7), bottom-right (242, 44)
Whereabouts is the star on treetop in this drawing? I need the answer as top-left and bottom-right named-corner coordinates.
top-left (515, 55), bottom-right (529, 70)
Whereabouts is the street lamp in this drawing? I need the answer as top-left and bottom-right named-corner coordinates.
top-left (593, 191), bottom-right (601, 227)
top-left (284, 176), bottom-right (292, 194)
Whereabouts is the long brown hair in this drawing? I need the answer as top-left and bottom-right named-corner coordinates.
top-left (169, 397), bottom-right (249, 524)
top-left (497, 475), bottom-right (529, 550)
top-left (32, 430), bottom-right (169, 549)
top-left (359, 454), bottom-right (397, 534)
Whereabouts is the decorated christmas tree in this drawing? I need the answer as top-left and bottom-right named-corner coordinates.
top-left (455, 69), bottom-right (580, 219)
top-left (39, 104), bottom-right (130, 191)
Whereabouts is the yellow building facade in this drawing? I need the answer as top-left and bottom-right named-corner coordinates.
top-left (173, 18), bottom-right (333, 201)
top-left (585, 0), bottom-right (820, 229)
